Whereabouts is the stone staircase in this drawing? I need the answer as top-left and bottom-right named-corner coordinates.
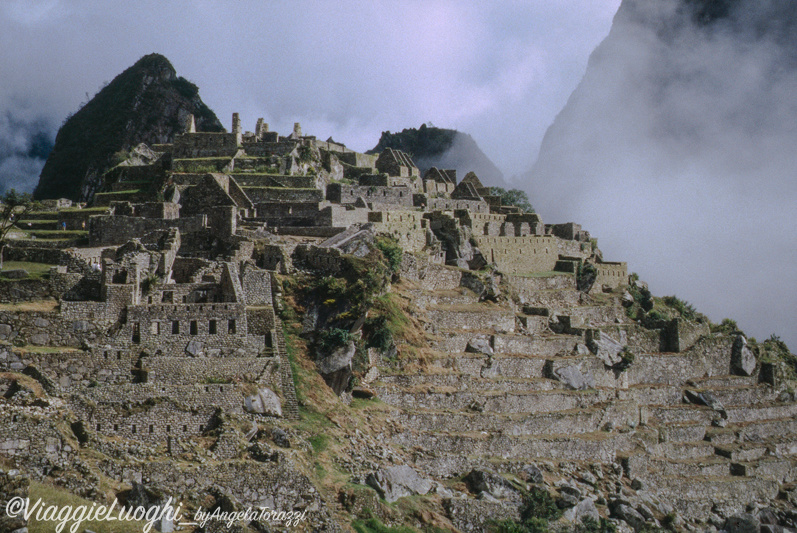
top-left (370, 271), bottom-right (797, 522)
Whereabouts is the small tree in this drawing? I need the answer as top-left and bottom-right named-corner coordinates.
top-left (0, 189), bottom-right (33, 270)
top-left (489, 187), bottom-right (534, 213)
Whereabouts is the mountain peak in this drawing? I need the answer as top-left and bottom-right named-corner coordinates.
top-left (33, 53), bottom-right (223, 202)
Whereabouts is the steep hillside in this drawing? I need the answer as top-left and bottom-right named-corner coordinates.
top-left (527, 0), bottom-right (797, 348)
top-left (370, 124), bottom-right (506, 187)
top-left (33, 53), bottom-right (223, 202)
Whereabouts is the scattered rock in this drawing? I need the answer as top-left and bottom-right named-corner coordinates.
top-left (621, 291), bottom-right (635, 307)
top-left (520, 464), bottom-right (544, 484)
top-left (466, 336), bottom-right (493, 356)
top-left (610, 500), bottom-right (646, 531)
top-left (243, 388), bottom-right (282, 417)
top-left (758, 507), bottom-right (779, 525)
top-left (724, 513), bottom-right (761, 533)
top-left (732, 336), bottom-right (756, 376)
top-left (587, 329), bottom-right (627, 367)
top-left (464, 470), bottom-right (519, 500)
top-left (554, 365), bottom-right (596, 390)
top-left (366, 465), bottom-right (432, 503)
top-left (185, 339), bottom-right (204, 357)
top-left (557, 492), bottom-right (580, 509)
top-left (29, 333), bottom-right (49, 346)
top-left (684, 389), bottom-right (725, 412)
top-left (564, 498), bottom-right (600, 523)
top-left (271, 428), bottom-right (290, 448)
top-left (352, 386), bottom-right (376, 399)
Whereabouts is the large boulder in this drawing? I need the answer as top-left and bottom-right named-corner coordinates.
top-left (732, 336), bottom-right (756, 376)
top-left (464, 469), bottom-right (520, 500)
top-left (554, 365), bottom-right (596, 390)
top-left (586, 329), bottom-right (627, 367)
top-left (316, 340), bottom-right (356, 395)
top-left (724, 513), bottom-right (761, 533)
top-left (366, 465), bottom-right (433, 503)
top-left (243, 387), bottom-right (282, 417)
top-left (466, 335), bottom-right (493, 356)
top-left (185, 340), bottom-right (204, 357)
top-left (564, 498), bottom-right (600, 523)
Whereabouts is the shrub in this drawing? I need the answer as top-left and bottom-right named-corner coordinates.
top-left (375, 236), bottom-right (403, 274)
top-left (577, 517), bottom-right (618, 533)
top-left (319, 328), bottom-right (352, 353)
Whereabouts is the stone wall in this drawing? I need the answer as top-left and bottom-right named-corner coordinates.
top-left (327, 184), bottom-right (414, 207)
top-left (422, 197), bottom-right (489, 213)
top-left (73, 398), bottom-right (219, 443)
top-left (594, 262), bottom-right (628, 289)
top-left (1, 346), bottom-right (134, 389)
top-left (173, 132), bottom-right (238, 158)
top-left (0, 407), bottom-right (78, 474)
top-left (0, 309), bottom-right (106, 348)
top-left (244, 187), bottom-right (324, 203)
top-left (90, 214), bottom-right (207, 247)
top-left (144, 356), bottom-right (280, 388)
top-left (399, 254), bottom-right (455, 290)
top-left (368, 211), bottom-right (428, 252)
top-left (474, 235), bottom-right (560, 274)
top-left (126, 302), bottom-right (250, 355)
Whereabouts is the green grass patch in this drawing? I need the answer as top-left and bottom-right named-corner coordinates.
top-left (352, 514), bottom-right (417, 533)
top-left (26, 230), bottom-right (88, 238)
top-left (58, 207), bottom-right (110, 213)
top-left (28, 481), bottom-right (148, 533)
top-left (93, 189), bottom-right (142, 196)
top-left (0, 261), bottom-right (53, 280)
top-left (308, 434), bottom-right (329, 453)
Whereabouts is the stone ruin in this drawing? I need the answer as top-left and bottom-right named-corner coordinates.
top-left (0, 113), bottom-right (795, 532)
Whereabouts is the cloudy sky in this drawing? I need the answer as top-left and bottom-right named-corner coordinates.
top-left (529, 0), bottom-right (797, 349)
top-left (0, 0), bottom-right (619, 190)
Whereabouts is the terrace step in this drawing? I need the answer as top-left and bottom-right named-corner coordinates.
top-left (394, 401), bottom-right (638, 436)
top-left (392, 430), bottom-right (628, 466)
top-left (375, 374), bottom-right (565, 393)
top-left (377, 388), bottom-right (615, 414)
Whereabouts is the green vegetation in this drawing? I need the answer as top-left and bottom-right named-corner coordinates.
top-left (710, 318), bottom-right (743, 335)
top-left (375, 235), bottom-right (403, 274)
top-left (352, 515), bottom-right (417, 533)
top-left (488, 487), bottom-right (561, 533)
top-left (28, 481), bottom-right (147, 533)
top-left (577, 516), bottom-right (618, 533)
top-left (308, 433), bottom-right (330, 453)
top-left (0, 189), bottom-right (34, 269)
top-left (661, 295), bottom-right (699, 321)
top-left (616, 346), bottom-right (636, 371)
top-left (368, 123), bottom-right (456, 158)
top-left (755, 334), bottom-right (797, 380)
top-left (34, 53), bottom-right (223, 202)
top-left (577, 262), bottom-right (598, 292)
top-left (319, 327), bottom-right (353, 352)
top-left (365, 294), bottom-right (411, 353)
top-left (0, 261), bottom-right (52, 280)
top-left (489, 187), bottom-right (534, 213)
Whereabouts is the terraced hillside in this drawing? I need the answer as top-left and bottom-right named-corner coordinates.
top-left (362, 261), bottom-right (797, 529)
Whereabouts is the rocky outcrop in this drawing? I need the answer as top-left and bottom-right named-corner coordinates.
top-left (366, 465), bottom-right (433, 503)
top-left (369, 124), bottom-right (506, 187)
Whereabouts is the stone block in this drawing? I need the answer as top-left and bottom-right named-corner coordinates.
top-left (29, 333), bottom-right (49, 346)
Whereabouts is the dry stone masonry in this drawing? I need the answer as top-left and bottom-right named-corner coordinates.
top-left (1, 112), bottom-right (795, 531)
